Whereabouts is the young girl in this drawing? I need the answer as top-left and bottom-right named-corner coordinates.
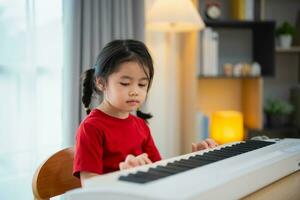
top-left (73, 39), bottom-right (218, 184)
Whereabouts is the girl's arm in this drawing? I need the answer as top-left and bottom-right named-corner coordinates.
top-left (80, 171), bottom-right (99, 186)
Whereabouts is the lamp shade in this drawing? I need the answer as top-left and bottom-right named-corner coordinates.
top-left (211, 111), bottom-right (244, 144)
top-left (146, 0), bottom-right (205, 32)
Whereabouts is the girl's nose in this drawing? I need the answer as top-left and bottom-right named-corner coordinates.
top-left (129, 91), bottom-right (138, 97)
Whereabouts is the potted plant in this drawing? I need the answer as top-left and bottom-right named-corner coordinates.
top-left (276, 21), bottom-right (296, 48)
top-left (264, 99), bottom-right (294, 128)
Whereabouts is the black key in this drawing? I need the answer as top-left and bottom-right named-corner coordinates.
top-left (178, 158), bottom-right (211, 166)
top-left (185, 158), bottom-right (212, 166)
top-left (194, 154), bottom-right (223, 162)
top-left (223, 146), bottom-right (251, 151)
top-left (204, 151), bottom-right (237, 158)
top-left (173, 160), bottom-right (199, 168)
top-left (201, 153), bottom-right (227, 160)
top-left (142, 170), bottom-right (168, 178)
top-left (189, 156), bottom-right (213, 164)
top-left (225, 150), bottom-right (250, 154)
top-left (166, 163), bottom-right (191, 170)
top-left (232, 145), bottom-right (259, 149)
top-left (148, 167), bottom-right (176, 175)
top-left (155, 165), bottom-right (186, 174)
top-left (245, 140), bottom-right (275, 146)
top-left (162, 164), bottom-right (189, 173)
top-left (134, 171), bottom-right (167, 181)
top-left (119, 174), bottom-right (149, 184)
top-left (229, 145), bottom-right (258, 150)
top-left (145, 169), bottom-right (172, 178)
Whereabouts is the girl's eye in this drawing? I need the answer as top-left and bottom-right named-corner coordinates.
top-left (138, 84), bottom-right (147, 88)
top-left (120, 82), bottom-right (130, 86)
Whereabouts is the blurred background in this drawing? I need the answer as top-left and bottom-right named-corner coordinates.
top-left (0, 0), bottom-right (300, 199)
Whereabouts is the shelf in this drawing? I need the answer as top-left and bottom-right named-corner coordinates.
top-left (203, 20), bottom-right (275, 77)
top-left (276, 46), bottom-right (300, 53)
top-left (204, 20), bottom-right (275, 28)
top-left (198, 75), bottom-right (261, 79)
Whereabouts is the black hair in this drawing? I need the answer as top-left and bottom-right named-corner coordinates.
top-left (81, 39), bottom-right (154, 121)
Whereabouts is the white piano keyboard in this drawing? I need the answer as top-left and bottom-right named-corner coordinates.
top-left (65, 139), bottom-right (300, 200)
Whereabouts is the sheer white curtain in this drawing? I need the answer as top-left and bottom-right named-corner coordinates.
top-left (0, 0), bottom-right (145, 198)
top-left (63, 0), bottom-right (145, 145)
top-left (0, 0), bottom-right (63, 199)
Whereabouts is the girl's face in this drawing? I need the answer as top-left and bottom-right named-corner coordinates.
top-left (98, 61), bottom-right (150, 116)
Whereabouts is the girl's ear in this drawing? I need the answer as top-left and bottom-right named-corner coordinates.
top-left (95, 77), bottom-right (105, 91)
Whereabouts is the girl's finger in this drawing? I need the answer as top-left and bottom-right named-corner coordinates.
top-left (137, 157), bottom-right (146, 165)
top-left (128, 158), bottom-right (139, 167)
top-left (119, 162), bottom-right (128, 170)
top-left (142, 156), bottom-right (152, 164)
top-left (206, 138), bottom-right (217, 148)
top-left (142, 153), bottom-right (153, 164)
top-left (192, 143), bottom-right (197, 152)
top-left (137, 153), bottom-right (149, 165)
top-left (126, 154), bottom-right (139, 167)
top-left (197, 141), bottom-right (209, 150)
top-left (209, 138), bottom-right (219, 147)
top-left (141, 153), bottom-right (148, 158)
top-left (125, 154), bottom-right (135, 162)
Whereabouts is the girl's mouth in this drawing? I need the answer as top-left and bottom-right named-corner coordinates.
top-left (126, 100), bottom-right (140, 106)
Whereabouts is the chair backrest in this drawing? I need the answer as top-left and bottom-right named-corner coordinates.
top-left (32, 147), bottom-right (81, 200)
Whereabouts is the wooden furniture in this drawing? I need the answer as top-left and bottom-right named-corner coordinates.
top-left (243, 170), bottom-right (300, 200)
top-left (32, 147), bottom-right (81, 200)
top-left (197, 77), bottom-right (263, 131)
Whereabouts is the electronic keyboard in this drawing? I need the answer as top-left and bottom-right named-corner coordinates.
top-left (65, 139), bottom-right (300, 200)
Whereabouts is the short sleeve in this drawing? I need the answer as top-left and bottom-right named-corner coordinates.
top-left (73, 122), bottom-right (104, 178)
top-left (142, 123), bottom-right (162, 162)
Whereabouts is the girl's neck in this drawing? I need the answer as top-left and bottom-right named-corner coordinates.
top-left (96, 100), bottom-right (129, 119)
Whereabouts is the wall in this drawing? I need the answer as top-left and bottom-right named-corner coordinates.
top-left (264, 0), bottom-right (300, 102)
top-left (145, 32), bottom-right (183, 158)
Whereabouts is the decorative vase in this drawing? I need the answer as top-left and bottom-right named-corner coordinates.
top-left (278, 34), bottom-right (292, 48)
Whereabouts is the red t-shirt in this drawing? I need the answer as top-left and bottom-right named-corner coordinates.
top-left (73, 109), bottom-right (161, 178)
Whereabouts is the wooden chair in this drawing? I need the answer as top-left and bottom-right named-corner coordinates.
top-left (32, 147), bottom-right (81, 200)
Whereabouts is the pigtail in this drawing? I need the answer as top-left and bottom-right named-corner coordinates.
top-left (136, 109), bottom-right (153, 123)
top-left (81, 68), bottom-right (95, 115)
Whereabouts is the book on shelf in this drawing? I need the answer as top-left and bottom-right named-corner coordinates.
top-left (245, 0), bottom-right (254, 20)
top-left (200, 27), bottom-right (219, 76)
top-left (196, 112), bottom-right (210, 140)
top-left (231, 0), bottom-right (254, 20)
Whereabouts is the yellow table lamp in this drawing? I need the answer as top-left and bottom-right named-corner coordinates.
top-left (211, 111), bottom-right (244, 144)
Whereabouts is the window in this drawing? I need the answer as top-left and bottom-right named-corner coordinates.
top-left (0, 0), bottom-right (63, 199)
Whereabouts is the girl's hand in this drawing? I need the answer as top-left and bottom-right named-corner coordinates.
top-left (192, 138), bottom-right (218, 152)
top-left (119, 153), bottom-right (152, 170)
